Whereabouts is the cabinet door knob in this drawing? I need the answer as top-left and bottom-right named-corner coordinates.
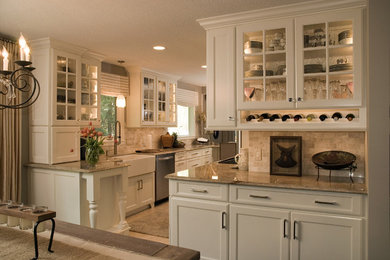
top-left (70, 149), bottom-right (74, 153)
top-left (297, 97), bottom-right (303, 102)
top-left (228, 116), bottom-right (235, 121)
top-left (288, 97), bottom-right (296, 103)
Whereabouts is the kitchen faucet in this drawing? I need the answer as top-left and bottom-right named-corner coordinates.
top-left (114, 120), bottom-right (121, 155)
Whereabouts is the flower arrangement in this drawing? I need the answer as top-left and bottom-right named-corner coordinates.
top-left (81, 122), bottom-right (105, 166)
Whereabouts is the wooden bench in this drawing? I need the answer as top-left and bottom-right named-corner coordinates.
top-left (0, 203), bottom-right (56, 260)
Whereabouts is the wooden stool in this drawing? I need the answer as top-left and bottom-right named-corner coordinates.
top-left (0, 204), bottom-right (56, 260)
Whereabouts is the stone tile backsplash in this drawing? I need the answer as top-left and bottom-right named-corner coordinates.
top-left (245, 131), bottom-right (365, 177)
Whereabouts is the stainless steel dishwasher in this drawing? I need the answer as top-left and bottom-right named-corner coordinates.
top-left (155, 153), bottom-right (175, 202)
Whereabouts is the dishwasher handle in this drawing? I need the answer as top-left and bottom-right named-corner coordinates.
top-left (158, 156), bottom-right (174, 161)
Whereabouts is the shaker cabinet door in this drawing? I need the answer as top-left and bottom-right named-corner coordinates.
top-left (206, 27), bottom-right (236, 128)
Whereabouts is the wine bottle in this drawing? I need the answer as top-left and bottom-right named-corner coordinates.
top-left (269, 114), bottom-right (281, 122)
top-left (319, 114), bottom-right (328, 121)
top-left (293, 114), bottom-right (304, 121)
top-left (257, 113), bottom-right (271, 122)
top-left (306, 114), bottom-right (315, 121)
top-left (282, 114), bottom-right (292, 122)
top-left (346, 113), bottom-right (355, 121)
top-left (246, 114), bottom-right (256, 122)
top-left (332, 112), bottom-right (342, 121)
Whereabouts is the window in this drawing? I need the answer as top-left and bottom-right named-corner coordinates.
top-left (97, 95), bottom-right (116, 136)
top-left (168, 105), bottom-right (195, 137)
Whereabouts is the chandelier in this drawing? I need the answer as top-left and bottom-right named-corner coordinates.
top-left (0, 34), bottom-right (40, 110)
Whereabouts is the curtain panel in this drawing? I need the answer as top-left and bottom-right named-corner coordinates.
top-left (0, 38), bottom-right (21, 202)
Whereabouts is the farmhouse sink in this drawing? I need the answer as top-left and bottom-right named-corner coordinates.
top-left (111, 154), bottom-right (155, 177)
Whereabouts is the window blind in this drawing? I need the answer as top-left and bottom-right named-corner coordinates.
top-left (176, 88), bottom-right (199, 107)
top-left (100, 72), bottom-right (129, 96)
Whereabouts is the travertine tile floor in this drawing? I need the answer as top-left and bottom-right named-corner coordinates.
top-left (125, 201), bottom-right (170, 245)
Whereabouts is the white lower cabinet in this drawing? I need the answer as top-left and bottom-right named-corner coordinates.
top-left (290, 212), bottom-right (362, 260)
top-left (229, 204), bottom-right (290, 260)
top-left (170, 197), bottom-right (229, 260)
top-left (126, 172), bottom-right (154, 213)
top-left (169, 180), bottom-right (366, 260)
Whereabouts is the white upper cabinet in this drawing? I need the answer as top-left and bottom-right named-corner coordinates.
top-left (206, 27), bottom-right (236, 128)
top-left (236, 18), bottom-right (295, 110)
top-left (127, 67), bottom-right (177, 127)
top-left (295, 8), bottom-right (363, 108)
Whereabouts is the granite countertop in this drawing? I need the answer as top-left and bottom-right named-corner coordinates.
top-left (166, 162), bottom-right (367, 194)
top-left (132, 144), bottom-right (220, 155)
top-left (25, 159), bottom-right (130, 173)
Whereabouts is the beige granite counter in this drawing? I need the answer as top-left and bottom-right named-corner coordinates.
top-left (132, 144), bottom-right (219, 155)
top-left (25, 159), bottom-right (130, 173)
top-left (166, 162), bottom-right (367, 194)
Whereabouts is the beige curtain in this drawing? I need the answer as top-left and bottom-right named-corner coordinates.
top-left (0, 38), bottom-right (21, 202)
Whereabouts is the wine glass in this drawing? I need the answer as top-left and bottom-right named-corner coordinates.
top-left (244, 87), bottom-right (255, 101)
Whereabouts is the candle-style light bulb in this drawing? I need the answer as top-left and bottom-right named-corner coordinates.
top-left (19, 34), bottom-right (27, 60)
top-left (24, 46), bottom-right (30, 61)
top-left (2, 46), bottom-right (9, 71)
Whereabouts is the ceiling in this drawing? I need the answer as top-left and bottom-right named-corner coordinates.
top-left (0, 0), bottom-right (311, 86)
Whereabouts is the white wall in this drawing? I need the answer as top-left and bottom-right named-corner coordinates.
top-left (367, 0), bottom-right (390, 259)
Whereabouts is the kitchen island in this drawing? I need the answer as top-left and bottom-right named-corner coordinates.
top-left (26, 160), bottom-right (130, 233)
top-left (167, 163), bottom-right (367, 260)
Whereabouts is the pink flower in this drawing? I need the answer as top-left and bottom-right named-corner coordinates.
top-left (97, 132), bottom-right (103, 136)
top-left (89, 122), bottom-right (92, 126)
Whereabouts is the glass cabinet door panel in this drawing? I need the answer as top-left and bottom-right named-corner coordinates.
top-left (304, 76), bottom-right (327, 100)
top-left (329, 46), bottom-right (353, 72)
top-left (82, 63), bottom-right (88, 77)
top-left (244, 80), bottom-right (263, 102)
top-left (57, 105), bottom-right (66, 120)
top-left (68, 75), bottom-right (76, 89)
top-left (82, 79), bottom-right (89, 91)
top-left (265, 28), bottom-right (286, 52)
top-left (89, 65), bottom-right (98, 78)
top-left (57, 89), bottom-right (66, 103)
top-left (329, 74), bottom-right (353, 99)
top-left (81, 93), bottom-right (89, 105)
top-left (57, 56), bottom-right (67, 72)
top-left (304, 49), bottom-right (326, 74)
top-left (244, 55), bottom-right (263, 78)
top-left (68, 58), bottom-right (76, 74)
top-left (243, 31), bottom-right (263, 54)
top-left (90, 80), bottom-right (98, 93)
top-left (81, 107), bottom-right (89, 121)
top-left (265, 53), bottom-right (286, 76)
top-left (328, 20), bottom-right (353, 46)
top-left (67, 90), bottom-right (76, 104)
top-left (89, 108), bottom-right (98, 120)
top-left (265, 78), bottom-right (286, 101)
top-left (67, 106), bottom-right (76, 120)
top-left (90, 94), bottom-right (98, 106)
top-left (303, 23), bottom-right (326, 48)
top-left (57, 73), bottom-right (66, 88)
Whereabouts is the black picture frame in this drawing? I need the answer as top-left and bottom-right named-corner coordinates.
top-left (270, 136), bottom-right (302, 176)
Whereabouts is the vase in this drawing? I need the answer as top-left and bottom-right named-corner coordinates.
top-left (85, 147), bottom-right (100, 167)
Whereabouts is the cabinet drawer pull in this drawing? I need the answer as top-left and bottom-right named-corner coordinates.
top-left (191, 188), bottom-right (208, 193)
top-left (293, 221), bottom-right (298, 240)
top-left (222, 212), bottom-right (227, 229)
top-left (249, 194), bottom-right (270, 199)
top-left (283, 219), bottom-right (288, 238)
top-left (191, 164), bottom-right (199, 167)
top-left (228, 116), bottom-right (235, 121)
top-left (315, 200), bottom-right (337, 205)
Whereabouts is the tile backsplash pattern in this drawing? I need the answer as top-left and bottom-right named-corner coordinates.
top-left (247, 131), bottom-right (365, 177)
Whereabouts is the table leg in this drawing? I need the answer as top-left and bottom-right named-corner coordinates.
top-left (32, 218), bottom-right (55, 260)
top-left (32, 221), bottom-right (39, 260)
top-left (89, 201), bottom-right (98, 228)
top-left (48, 219), bottom-right (55, 253)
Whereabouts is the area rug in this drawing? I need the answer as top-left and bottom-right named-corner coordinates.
top-left (126, 202), bottom-right (169, 238)
top-left (0, 225), bottom-right (119, 259)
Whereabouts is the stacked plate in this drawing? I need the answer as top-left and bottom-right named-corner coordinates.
top-left (244, 41), bottom-right (262, 54)
top-left (329, 63), bottom-right (353, 72)
top-left (245, 70), bottom-right (273, 77)
top-left (304, 64), bottom-right (324, 73)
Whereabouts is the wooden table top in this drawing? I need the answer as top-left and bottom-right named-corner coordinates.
top-left (0, 204), bottom-right (56, 222)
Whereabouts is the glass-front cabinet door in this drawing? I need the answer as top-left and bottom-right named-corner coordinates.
top-left (81, 62), bottom-right (99, 124)
top-left (55, 54), bottom-right (78, 123)
top-left (157, 78), bottom-right (168, 124)
top-left (295, 9), bottom-right (362, 108)
top-left (236, 18), bottom-right (295, 110)
top-left (168, 81), bottom-right (177, 126)
top-left (141, 73), bottom-right (156, 125)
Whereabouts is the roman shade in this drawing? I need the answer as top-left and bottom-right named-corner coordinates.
top-left (100, 72), bottom-right (129, 96)
top-left (176, 88), bottom-right (199, 107)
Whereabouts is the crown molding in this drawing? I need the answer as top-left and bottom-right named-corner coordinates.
top-left (197, 0), bottom-right (367, 30)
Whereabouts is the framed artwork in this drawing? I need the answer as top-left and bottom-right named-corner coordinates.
top-left (270, 136), bottom-right (302, 176)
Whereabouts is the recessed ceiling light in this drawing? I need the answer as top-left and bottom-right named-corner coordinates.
top-left (153, 46), bottom-right (166, 51)
top-left (201, 65), bottom-right (207, 68)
